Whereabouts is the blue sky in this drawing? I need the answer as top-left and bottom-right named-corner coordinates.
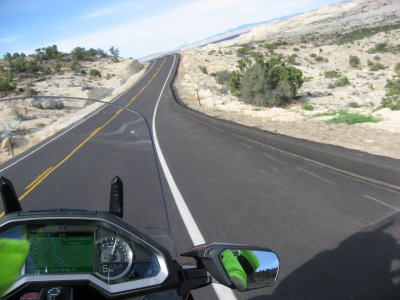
top-left (0, 0), bottom-right (345, 59)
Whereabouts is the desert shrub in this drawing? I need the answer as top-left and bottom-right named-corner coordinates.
top-left (236, 48), bottom-right (248, 57)
top-left (199, 66), bottom-right (208, 74)
top-left (215, 70), bottom-right (231, 86)
top-left (368, 42), bottom-right (389, 53)
top-left (336, 23), bottom-right (400, 44)
top-left (287, 54), bottom-right (298, 65)
top-left (231, 56), bottom-right (303, 107)
top-left (24, 84), bottom-right (38, 97)
top-left (0, 80), bottom-right (15, 96)
top-left (89, 69), bottom-right (101, 77)
top-left (53, 62), bottom-right (62, 73)
top-left (71, 47), bottom-right (85, 60)
top-left (381, 75), bottom-right (400, 110)
top-left (9, 57), bottom-right (27, 73)
top-left (315, 56), bottom-right (324, 62)
top-left (324, 70), bottom-right (340, 78)
top-left (310, 53), bottom-right (317, 58)
top-left (368, 42), bottom-right (400, 53)
top-left (373, 55), bottom-right (381, 60)
top-left (394, 63), bottom-right (400, 75)
top-left (293, 48), bottom-right (300, 51)
top-left (111, 56), bottom-right (119, 63)
top-left (326, 110), bottom-right (381, 124)
top-left (347, 101), bottom-right (360, 108)
top-left (302, 102), bottom-right (314, 110)
top-left (109, 46), bottom-right (119, 57)
top-left (369, 63), bottom-right (385, 71)
top-left (349, 55), bottom-right (360, 68)
top-left (69, 61), bottom-right (80, 72)
top-left (335, 76), bottom-right (350, 87)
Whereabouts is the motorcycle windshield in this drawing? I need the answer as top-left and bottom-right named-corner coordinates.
top-left (0, 97), bottom-right (174, 254)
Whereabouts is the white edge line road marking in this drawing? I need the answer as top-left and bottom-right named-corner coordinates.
top-left (0, 61), bottom-right (156, 173)
top-left (298, 167), bottom-right (333, 184)
top-left (263, 152), bottom-right (287, 165)
top-left (152, 54), bottom-right (238, 300)
top-left (363, 194), bottom-right (400, 212)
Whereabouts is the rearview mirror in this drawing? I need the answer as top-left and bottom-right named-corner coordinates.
top-left (181, 243), bottom-right (280, 292)
top-left (220, 249), bottom-right (279, 291)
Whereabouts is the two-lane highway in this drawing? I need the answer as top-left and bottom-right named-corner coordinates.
top-left (1, 54), bottom-right (399, 299)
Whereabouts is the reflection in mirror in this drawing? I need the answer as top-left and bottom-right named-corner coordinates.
top-left (220, 249), bottom-right (279, 291)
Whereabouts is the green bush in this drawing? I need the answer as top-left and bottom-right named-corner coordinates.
top-left (0, 80), bottom-right (15, 96)
top-left (236, 48), bottom-right (248, 57)
top-left (324, 70), bottom-right (340, 78)
top-left (53, 62), bottom-right (62, 73)
top-left (302, 102), bottom-right (314, 111)
top-left (310, 53), bottom-right (317, 58)
top-left (326, 109), bottom-right (381, 124)
top-left (24, 84), bottom-right (38, 97)
top-left (335, 76), bottom-right (351, 86)
top-left (394, 63), bottom-right (400, 75)
top-left (71, 47), bottom-right (85, 60)
top-left (349, 55), bottom-right (360, 68)
top-left (231, 56), bottom-right (303, 107)
top-left (293, 48), bottom-right (300, 51)
top-left (369, 63), bottom-right (385, 71)
top-left (336, 23), bottom-right (400, 44)
top-left (381, 75), bottom-right (400, 110)
top-left (199, 66), bottom-right (208, 74)
top-left (368, 42), bottom-right (400, 53)
top-left (69, 61), bottom-right (80, 72)
top-left (347, 101), bottom-right (360, 108)
top-left (315, 56), bottom-right (324, 62)
top-left (287, 54), bottom-right (298, 65)
top-left (89, 69), bottom-right (101, 77)
top-left (215, 70), bottom-right (231, 86)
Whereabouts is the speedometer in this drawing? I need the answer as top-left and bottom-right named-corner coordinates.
top-left (95, 236), bottom-right (134, 280)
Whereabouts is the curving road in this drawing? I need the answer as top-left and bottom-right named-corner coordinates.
top-left (1, 54), bottom-right (400, 299)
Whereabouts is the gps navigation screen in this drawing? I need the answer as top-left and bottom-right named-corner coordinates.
top-left (26, 232), bottom-right (94, 274)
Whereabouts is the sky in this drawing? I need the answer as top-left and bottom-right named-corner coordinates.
top-left (0, 0), bottom-right (347, 59)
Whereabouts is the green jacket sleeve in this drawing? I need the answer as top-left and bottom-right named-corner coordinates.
top-left (221, 249), bottom-right (247, 289)
top-left (239, 250), bottom-right (260, 271)
top-left (0, 239), bottom-right (30, 296)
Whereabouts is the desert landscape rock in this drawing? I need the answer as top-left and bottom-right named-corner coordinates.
top-left (175, 0), bottom-right (400, 159)
top-left (0, 56), bottom-right (147, 164)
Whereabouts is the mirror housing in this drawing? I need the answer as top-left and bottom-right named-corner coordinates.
top-left (180, 243), bottom-right (280, 291)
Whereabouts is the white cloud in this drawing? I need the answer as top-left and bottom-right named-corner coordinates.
top-left (81, 1), bottom-right (144, 20)
top-left (0, 36), bottom-right (21, 45)
top-left (47, 0), bottom-right (336, 58)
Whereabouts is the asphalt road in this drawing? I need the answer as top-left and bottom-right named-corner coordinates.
top-left (1, 54), bottom-right (400, 299)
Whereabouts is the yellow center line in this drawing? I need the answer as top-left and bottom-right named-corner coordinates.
top-left (0, 58), bottom-right (167, 218)
top-left (24, 167), bottom-right (53, 190)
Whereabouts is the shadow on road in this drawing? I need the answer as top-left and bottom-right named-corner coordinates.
top-left (250, 213), bottom-right (400, 300)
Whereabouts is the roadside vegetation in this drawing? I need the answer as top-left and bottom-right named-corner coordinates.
top-left (335, 23), bottom-right (400, 44)
top-left (216, 55), bottom-right (303, 107)
top-left (381, 63), bottom-right (400, 110)
top-left (0, 45), bottom-right (121, 97)
top-left (310, 109), bottom-right (382, 124)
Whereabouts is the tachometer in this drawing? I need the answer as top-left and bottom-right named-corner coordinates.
top-left (95, 236), bottom-right (133, 280)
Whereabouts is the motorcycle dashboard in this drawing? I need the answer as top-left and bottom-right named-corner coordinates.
top-left (0, 212), bottom-right (170, 296)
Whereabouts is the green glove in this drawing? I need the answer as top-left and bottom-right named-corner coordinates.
top-left (0, 239), bottom-right (30, 296)
top-left (221, 249), bottom-right (247, 290)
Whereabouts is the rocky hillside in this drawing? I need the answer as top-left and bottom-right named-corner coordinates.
top-left (175, 0), bottom-right (400, 159)
top-left (0, 46), bottom-right (146, 164)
